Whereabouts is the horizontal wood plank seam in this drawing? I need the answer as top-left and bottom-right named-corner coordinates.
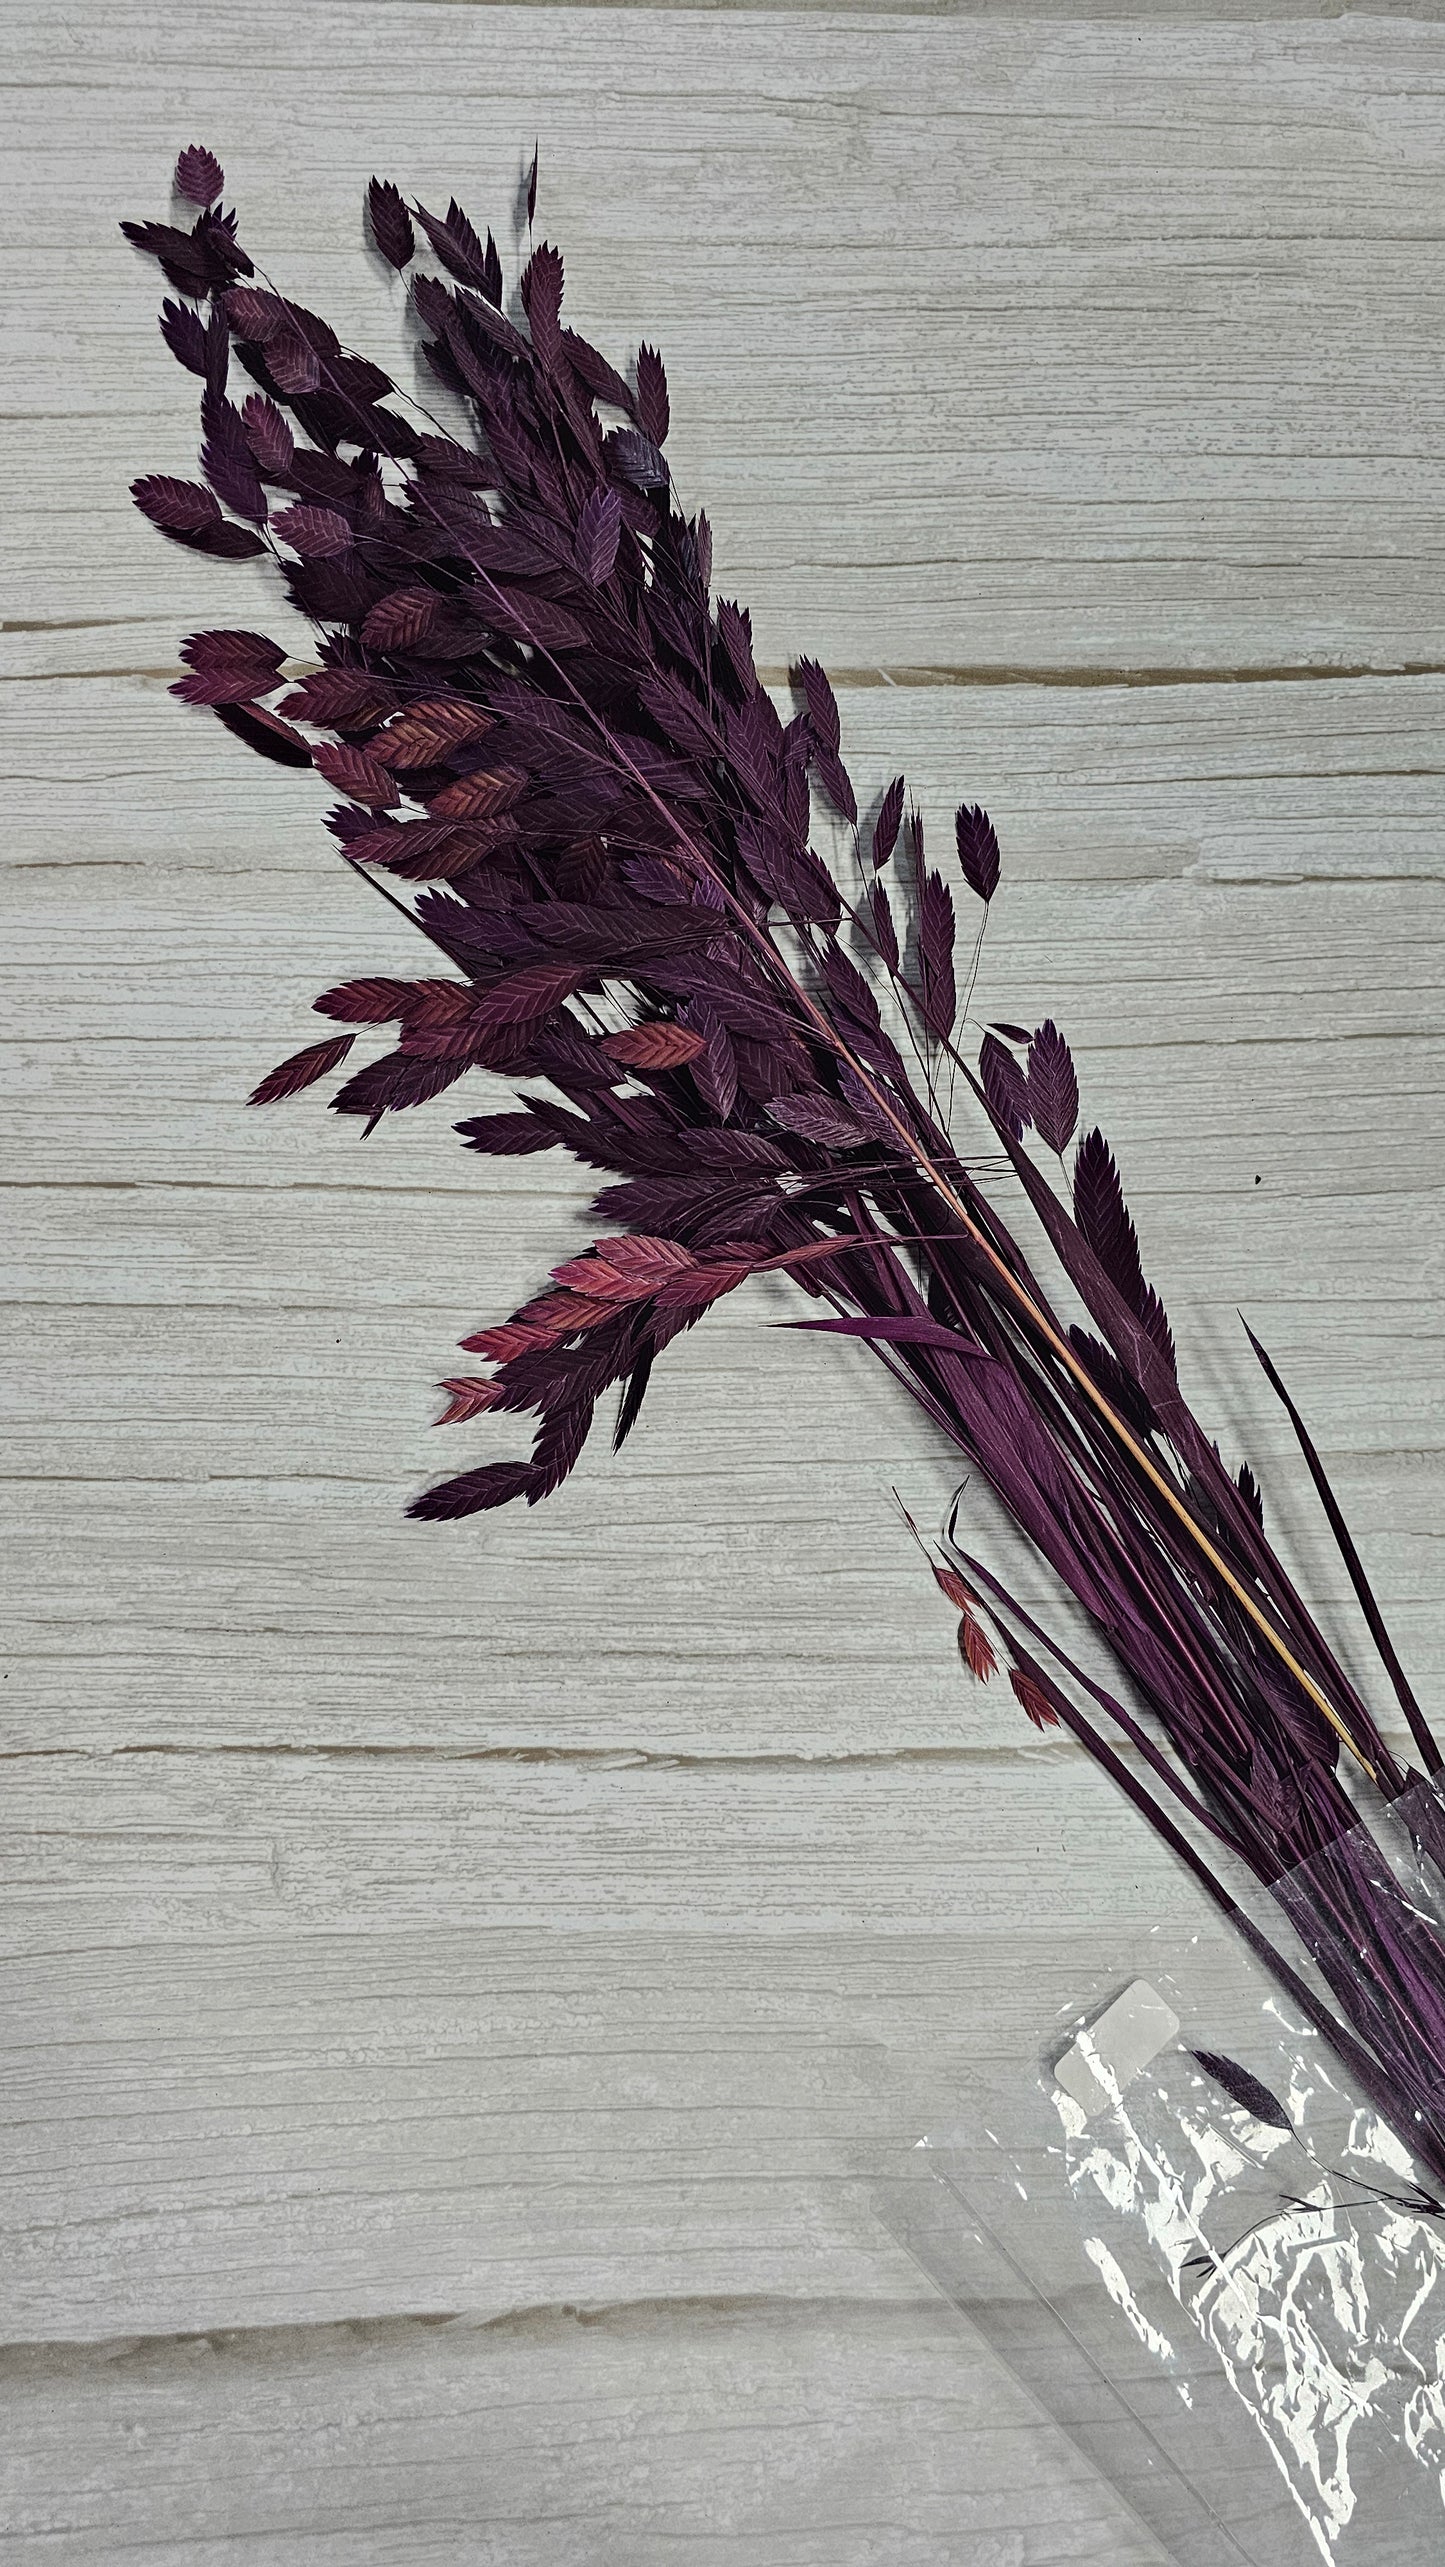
top-left (0, 1739), bottom-right (1172, 1770)
top-left (0, 2293), bottom-right (948, 2368)
top-left (0, 1732), bottom-right (1430, 1770)
top-left (15, 654), bottom-right (1445, 690)
top-left (245, 1), bottom-right (1445, 18)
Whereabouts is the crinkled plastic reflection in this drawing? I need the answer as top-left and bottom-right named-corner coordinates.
top-left (897, 1791), bottom-right (1445, 2565)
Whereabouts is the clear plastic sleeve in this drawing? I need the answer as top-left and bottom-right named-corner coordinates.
top-left (884, 1790), bottom-right (1445, 2563)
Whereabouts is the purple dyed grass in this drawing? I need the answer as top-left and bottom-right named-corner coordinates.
top-left (123, 150), bottom-right (1445, 2188)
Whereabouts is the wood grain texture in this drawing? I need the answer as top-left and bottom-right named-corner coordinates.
top-left (0, 2301), bottom-right (1174, 2567)
top-left (0, 1923), bottom-right (1260, 2343)
top-left (7, 675), bottom-right (1443, 1760)
top-left (11, 6), bottom-right (1445, 675)
top-left (5, 4), bottom-right (1445, 2559)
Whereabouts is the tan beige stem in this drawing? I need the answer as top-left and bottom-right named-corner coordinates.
top-left (718, 892), bottom-right (1377, 1781)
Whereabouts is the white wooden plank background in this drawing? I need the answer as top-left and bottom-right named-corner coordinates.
top-left (5, 4), bottom-right (1445, 2557)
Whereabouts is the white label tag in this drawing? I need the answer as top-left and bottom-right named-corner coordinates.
top-left (1054, 1980), bottom-right (1180, 2120)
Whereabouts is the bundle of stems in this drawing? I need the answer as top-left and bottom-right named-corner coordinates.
top-left (124, 149), bottom-right (1445, 2190)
